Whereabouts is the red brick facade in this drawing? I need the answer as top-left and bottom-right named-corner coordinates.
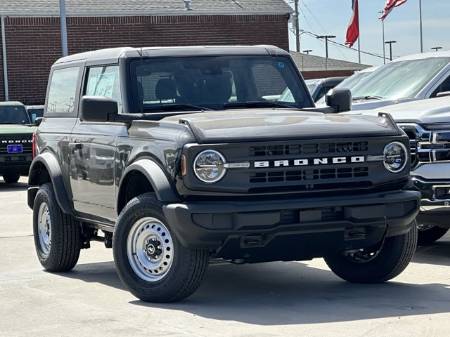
top-left (0, 14), bottom-right (289, 104)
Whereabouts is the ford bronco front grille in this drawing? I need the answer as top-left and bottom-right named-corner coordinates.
top-left (250, 167), bottom-right (369, 183)
top-left (249, 141), bottom-right (369, 157)
top-left (185, 137), bottom-right (406, 195)
top-left (0, 134), bottom-right (33, 155)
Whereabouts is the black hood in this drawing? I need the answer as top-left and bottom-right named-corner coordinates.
top-left (163, 109), bottom-right (401, 144)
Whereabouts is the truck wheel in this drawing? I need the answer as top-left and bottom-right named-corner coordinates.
top-left (417, 224), bottom-right (449, 246)
top-left (324, 223), bottom-right (417, 283)
top-left (3, 172), bottom-right (20, 184)
top-left (113, 193), bottom-right (209, 303)
top-left (32, 183), bottom-right (81, 272)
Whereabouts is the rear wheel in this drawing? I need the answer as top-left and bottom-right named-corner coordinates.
top-left (3, 172), bottom-right (20, 184)
top-left (32, 183), bottom-right (81, 272)
top-left (417, 224), bottom-right (449, 246)
top-left (324, 223), bottom-right (417, 283)
top-left (113, 193), bottom-right (209, 303)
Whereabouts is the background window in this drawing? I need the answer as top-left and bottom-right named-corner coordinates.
top-left (47, 67), bottom-right (80, 114)
top-left (85, 66), bottom-right (122, 112)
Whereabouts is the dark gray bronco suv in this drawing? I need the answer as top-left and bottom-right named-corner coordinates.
top-left (28, 46), bottom-right (420, 303)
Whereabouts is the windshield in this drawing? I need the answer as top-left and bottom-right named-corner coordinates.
top-left (0, 105), bottom-right (30, 124)
top-left (350, 57), bottom-right (450, 101)
top-left (129, 56), bottom-right (312, 113)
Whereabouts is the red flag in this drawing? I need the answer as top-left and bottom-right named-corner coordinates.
top-left (346, 0), bottom-right (359, 48)
top-left (380, 0), bottom-right (408, 20)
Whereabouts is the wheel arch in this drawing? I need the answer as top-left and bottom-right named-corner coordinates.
top-left (28, 152), bottom-right (73, 214)
top-left (117, 159), bottom-right (179, 214)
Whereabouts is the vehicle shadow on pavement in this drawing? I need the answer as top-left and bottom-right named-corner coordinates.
top-left (67, 257), bottom-right (450, 325)
top-left (0, 181), bottom-right (28, 191)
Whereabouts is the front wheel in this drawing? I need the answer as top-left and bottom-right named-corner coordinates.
top-left (32, 183), bottom-right (81, 272)
top-left (324, 223), bottom-right (417, 283)
top-left (113, 193), bottom-right (209, 303)
top-left (3, 172), bottom-right (20, 184)
top-left (417, 224), bottom-right (449, 246)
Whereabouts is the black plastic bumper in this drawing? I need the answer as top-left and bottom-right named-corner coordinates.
top-left (163, 190), bottom-right (420, 261)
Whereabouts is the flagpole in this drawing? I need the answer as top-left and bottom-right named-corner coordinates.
top-left (419, 0), bottom-right (424, 52)
top-left (357, 0), bottom-right (361, 64)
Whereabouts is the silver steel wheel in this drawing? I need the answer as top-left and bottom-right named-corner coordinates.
top-left (37, 202), bottom-right (52, 257)
top-left (126, 217), bottom-right (174, 282)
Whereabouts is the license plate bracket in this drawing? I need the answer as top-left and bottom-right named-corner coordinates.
top-left (7, 144), bottom-right (23, 154)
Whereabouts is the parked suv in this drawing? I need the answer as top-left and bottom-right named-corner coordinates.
top-left (0, 101), bottom-right (35, 184)
top-left (28, 46), bottom-right (420, 303)
top-left (366, 96), bottom-right (450, 244)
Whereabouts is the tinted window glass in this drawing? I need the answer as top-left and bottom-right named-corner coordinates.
top-left (47, 67), bottom-right (80, 114)
top-left (85, 65), bottom-right (122, 111)
top-left (0, 105), bottom-right (29, 124)
top-left (129, 56), bottom-right (311, 112)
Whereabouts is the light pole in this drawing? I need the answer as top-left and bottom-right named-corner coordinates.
top-left (378, 11), bottom-right (386, 64)
top-left (59, 0), bottom-right (68, 56)
top-left (317, 35), bottom-right (335, 60)
top-left (419, 0), bottom-right (424, 53)
top-left (431, 46), bottom-right (443, 52)
top-left (294, 0), bottom-right (301, 52)
top-left (385, 40), bottom-right (397, 61)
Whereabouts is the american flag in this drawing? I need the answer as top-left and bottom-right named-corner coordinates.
top-left (380, 0), bottom-right (408, 20)
top-left (346, 0), bottom-right (359, 48)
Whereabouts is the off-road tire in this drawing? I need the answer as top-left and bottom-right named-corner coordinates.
top-left (324, 223), bottom-right (417, 283)
top-left (418, 225), bottom-right (449, 246)
top-left (33, 183), bottom-right (81, 272)
top-left (3, 172), bottom-right (20, 184)
top-left (113, 193), bottom-right (209, 303)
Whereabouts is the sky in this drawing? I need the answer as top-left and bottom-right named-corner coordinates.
top-left (286, 0), bottom-right (450, 66)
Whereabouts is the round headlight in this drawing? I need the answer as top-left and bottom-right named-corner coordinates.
top-left (383, 142), bottom-right (408, 173)
top-left (193, 150), bottom-right (227, 183)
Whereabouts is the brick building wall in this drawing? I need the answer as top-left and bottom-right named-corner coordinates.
top-left (302, 70), bottom-right (356, 80)
top-left (0, 14), bottom-right (289, 104)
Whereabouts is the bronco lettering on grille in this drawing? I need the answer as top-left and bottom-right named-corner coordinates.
top-left (253, 156), bottom-right (365, 168)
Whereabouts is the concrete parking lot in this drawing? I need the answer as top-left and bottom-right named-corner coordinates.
top-left (0, 178), bottom-right (449, 337)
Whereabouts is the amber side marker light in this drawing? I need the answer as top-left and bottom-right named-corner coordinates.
top-left (181, 155), bottom-right (187, 176)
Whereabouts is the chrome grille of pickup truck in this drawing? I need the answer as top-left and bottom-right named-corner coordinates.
top-left (397, 123), bottom-right (450, 168)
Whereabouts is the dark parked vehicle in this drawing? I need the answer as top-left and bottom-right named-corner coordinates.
top-left (305, 77), bottom-right (346, 102)
top-left (26, 105), bottom-right (44, 123)
top-left (28, 46), bottom-right (420, 303)
top-left (0, 101), bottom-right (35, 184)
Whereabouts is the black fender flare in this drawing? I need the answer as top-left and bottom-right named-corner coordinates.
top-left (28, 152), bottom-right (73, 214)
top-left (118, 159), bottom-right (179, 210)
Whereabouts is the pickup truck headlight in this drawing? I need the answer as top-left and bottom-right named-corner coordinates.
top-left (193, 150), bottom-right (227, 183)
top-left (384, 142), bottom-right (408, 173)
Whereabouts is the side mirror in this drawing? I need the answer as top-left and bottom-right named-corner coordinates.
top-left (34, 117), bottom-right (43, 126)
top-left (325, 89), bottom-right (352, 112)
top-left (80, 96), bottom-right (118, 122)
top-left (436, 91), bottom-right (450, 98)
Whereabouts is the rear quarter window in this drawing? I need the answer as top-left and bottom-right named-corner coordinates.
top-left (46, 67), bottom-right (81, 115)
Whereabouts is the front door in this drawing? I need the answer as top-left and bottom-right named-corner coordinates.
top-left (69, 65), bottom-right (124, 222)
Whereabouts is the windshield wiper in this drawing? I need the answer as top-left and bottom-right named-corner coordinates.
top-left (143, 104), bottom-right (212, 112)
top-left (222, 101), bottom-right (299, 109)
top-left (352, 95), bottom-right (384, 101)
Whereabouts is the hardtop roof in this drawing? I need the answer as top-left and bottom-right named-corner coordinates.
top-left (54, 45), bottom-right (290, 65)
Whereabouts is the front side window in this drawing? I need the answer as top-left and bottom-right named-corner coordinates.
top-left (350, 57), bottom-right (450, 101)
top-left (0, 105), bottom-right (29, 124)
top-left (47, 67), bottom-right (81, 114)
top-left (85, 65), bottom-right (122, 112)
top-left (128, 56), bottom-right (311, 113)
